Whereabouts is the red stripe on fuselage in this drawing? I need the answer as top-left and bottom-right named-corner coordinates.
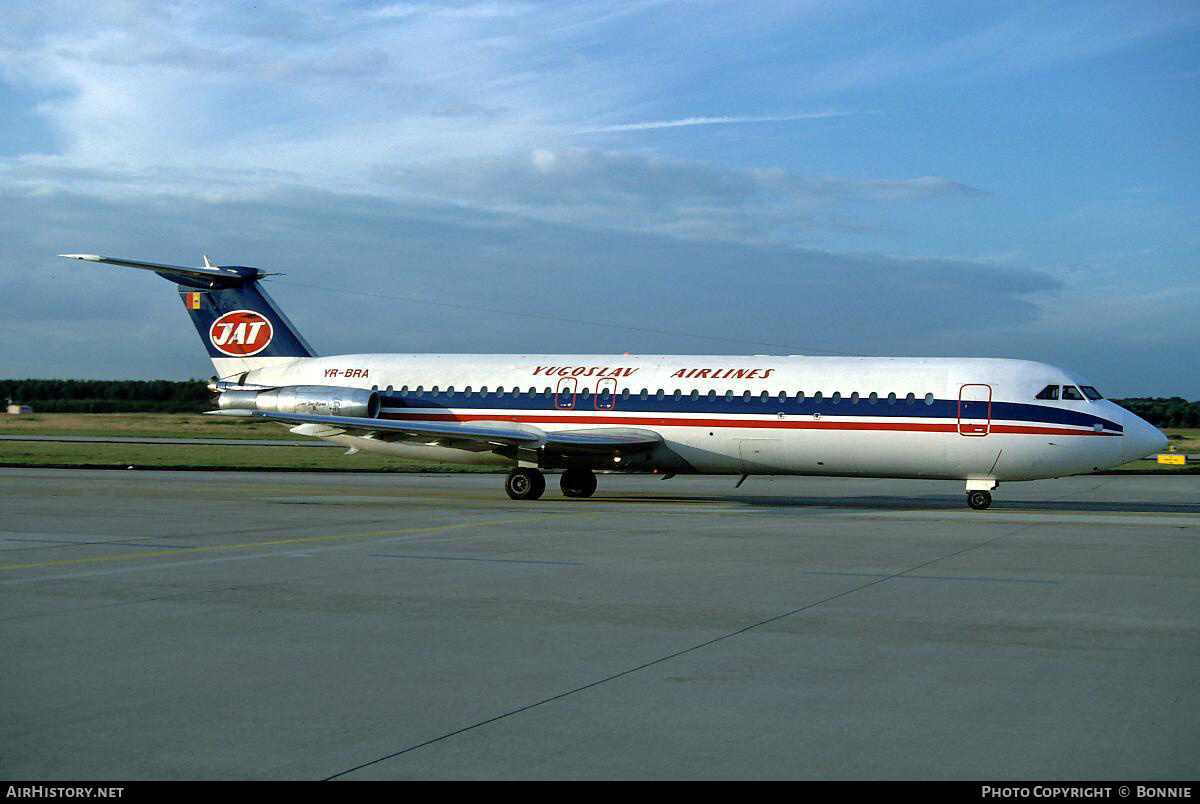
top-left (379, 411), bottom-right (1120, 437)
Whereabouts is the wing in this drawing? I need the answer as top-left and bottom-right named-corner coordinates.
top-left (242, 411), bottom-right (662, 454)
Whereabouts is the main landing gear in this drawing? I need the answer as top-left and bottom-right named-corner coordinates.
top-left (559, 468), bottom-right (597, 498)
top-left (504, 468), bottom-right (597, 500)
top-left (505, 468), bottom-right (546, 500)
top-left (966, 490), bottom-right (992, 510)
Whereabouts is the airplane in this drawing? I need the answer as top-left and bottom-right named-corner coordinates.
top-left (59, 253), bottom-right (1168, 510)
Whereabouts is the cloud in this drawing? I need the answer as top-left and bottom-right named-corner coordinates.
top-left (0, 1), bottom-right (1195, 400)
top-left (577, 112), bottom-right (852, 134)
top-left (372, 148), bottom-right (986, 243)
top-left (3, 183), bottom-right (1067, 380)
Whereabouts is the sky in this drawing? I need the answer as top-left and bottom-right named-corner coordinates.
top-left (1, 0), bottom-right (1197, 398)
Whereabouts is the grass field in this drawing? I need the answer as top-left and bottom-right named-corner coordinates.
top-left (0, 413), bottom-right (492, 472)
top-left (0, 412), bottom-right (306, 440)
top-left (1, 413), bottom-right (1196, 473)
top-left (1107, 428), bottom-right (1200, 473)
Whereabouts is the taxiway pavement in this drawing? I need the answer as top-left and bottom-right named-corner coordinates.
top-left (2, 469), bottom-right (1197, 780)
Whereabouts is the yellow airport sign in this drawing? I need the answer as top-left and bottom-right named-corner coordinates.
top-left (1157, 454), bottom-right (1186, 465)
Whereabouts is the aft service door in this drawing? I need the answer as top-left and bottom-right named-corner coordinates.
top-left (958, 384), bottom-right (992, 436)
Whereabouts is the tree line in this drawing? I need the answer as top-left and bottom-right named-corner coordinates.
top-left (1, 379), bottom-right (211, 413)
top-left (1111, 398), bottom-right (1200, 429)
top-left (2, 379), bottom-right (1197, 426)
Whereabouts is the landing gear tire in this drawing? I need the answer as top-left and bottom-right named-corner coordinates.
top-left (560, 468), bottom-right (597, 498)
top-left (505, 468), bottom-right (546, 500)
top-left (967, 490), bottom-right (992, 511)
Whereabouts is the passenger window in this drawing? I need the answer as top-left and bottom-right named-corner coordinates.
top-left (707, 390), bottom-right (716, 401)
top-left (813, 392), bottom-right (823, 403)
top-left (850, 392), bottom-right (860, 404)
top-left (580, 388), bottom-right (590, 400)
top-left (1035, 385), bottom-right (1060, 401)
top-left (655, 389), bottom-right (665, 401)
top-left (887, 392), bottom-right (897, 405)
top-left (831, 392), bottom-right (841, 405)
top-left (690, 390), bottom-right (699, 401)
top-left (672, 389), bottom-right (682, 401)
top-left (905, 392), bottom-right (915, 405)
top-left (795, 391), bottom-right (805, 402)
top-left (1062, 385), bottom-right (1084, 401)
top-left (868, 392), bottom-right (878, 405)
top-left (924, 393), bottom-right (934, 406)
top-left (742, 391), bottom-right (752, 402)
top-left (724, 390), bottom-right (734, 401)
top-left (778, 390), bottom-right (787, 403)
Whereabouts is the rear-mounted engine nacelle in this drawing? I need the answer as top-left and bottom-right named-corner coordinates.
top-left (218, 385), bottom-right (381, 418)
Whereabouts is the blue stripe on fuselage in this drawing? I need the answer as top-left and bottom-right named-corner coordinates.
top-left (372, 391), bottom-right (1123, 433)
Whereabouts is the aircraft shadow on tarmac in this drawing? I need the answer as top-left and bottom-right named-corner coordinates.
top-left (584, 493), bottom-right (1200, 515)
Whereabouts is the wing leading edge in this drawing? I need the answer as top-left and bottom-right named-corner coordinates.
top-left (238, 410), bottom-right (663, 454)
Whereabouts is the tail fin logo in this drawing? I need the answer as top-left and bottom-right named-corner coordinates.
top-left (209, 310), bottom-right (274, 357)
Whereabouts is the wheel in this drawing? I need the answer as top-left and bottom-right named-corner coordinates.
top-left (505, 468), bottom-right (546, 500)
top-left (560, 468), bottom-right (597, 498)
top-left (967, 490), bottom-right (992, 510)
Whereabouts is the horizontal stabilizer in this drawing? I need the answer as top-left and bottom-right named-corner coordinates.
top-left (59, 254), bottom-right (267, 287)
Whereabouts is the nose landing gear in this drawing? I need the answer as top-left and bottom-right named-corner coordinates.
top-left (966, 490), bottom-right (992, 510)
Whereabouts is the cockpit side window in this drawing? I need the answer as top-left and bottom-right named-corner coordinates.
top-left (1080, 386), bottom-right (1103, 400)
top-left (1035, 385), bottom-right (1060, 400)
top-left (1062, 385), bottom-right (1085, 401)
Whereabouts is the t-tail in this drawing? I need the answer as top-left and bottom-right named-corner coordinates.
top-left (60, 254), bottom-right (316, 378)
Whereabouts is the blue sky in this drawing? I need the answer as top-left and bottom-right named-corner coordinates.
top-left (1, 1), bottom-right (1197, 397)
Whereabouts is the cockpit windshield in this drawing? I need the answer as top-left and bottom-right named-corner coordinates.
top-left (1035, 385), bottom-right (1060, 400)
top-left (1036, 384), bottom-right (1103, 402)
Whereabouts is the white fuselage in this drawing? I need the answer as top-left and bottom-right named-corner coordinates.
top-left (238, 354), bottom-right (1164, 482)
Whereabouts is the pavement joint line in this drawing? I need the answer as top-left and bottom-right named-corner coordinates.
top-left (320, 523), bottom-right (1034, 780)
top-left (793, 570), bottom-right (1058, 585)
top-left (369, 553), bottom-right (584, 566)
top-left (0, 514), bottom-right (585, 572)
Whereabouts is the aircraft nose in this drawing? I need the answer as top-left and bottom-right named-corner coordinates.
top-left (1122, 411), bottom-right (1168, 462)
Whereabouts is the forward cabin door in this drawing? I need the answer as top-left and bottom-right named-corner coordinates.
top-left (555, 377), bottom-right (577, 410)
top-left (958, 384), bottom-right (992, 436)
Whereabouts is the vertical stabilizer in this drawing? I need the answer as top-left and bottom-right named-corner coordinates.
top-left (60, 254), bottom-right (316, 378)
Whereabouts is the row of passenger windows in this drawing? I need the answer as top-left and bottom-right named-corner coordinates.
top-left (1035, 384), bottom-right (1103, 402)
top-left (371, 384), bottom-right (938, 406)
